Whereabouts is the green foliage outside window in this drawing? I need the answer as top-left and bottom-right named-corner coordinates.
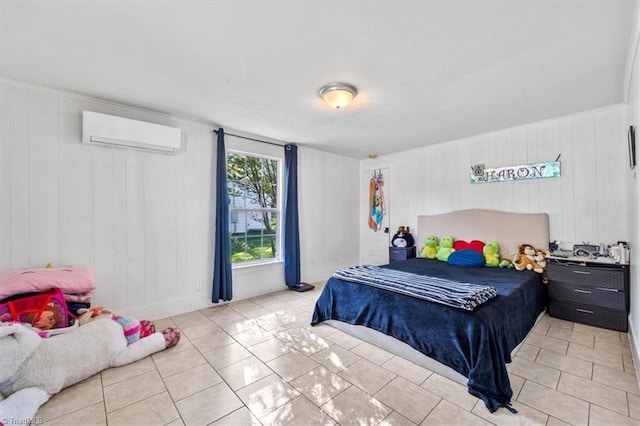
top-left (227, 152), bottom-right (279, 264)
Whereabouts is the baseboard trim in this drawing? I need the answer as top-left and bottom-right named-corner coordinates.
top-left (117, 293), bottom-right (213, 321)
top-left (629, 319), bottom-right (640, 390)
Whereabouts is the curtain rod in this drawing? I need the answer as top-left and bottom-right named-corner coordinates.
top-left (213, 128), bottom-right (285, 147)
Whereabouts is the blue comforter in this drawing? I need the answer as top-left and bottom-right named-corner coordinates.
top-left (311, 258), bottom-right (546, 412)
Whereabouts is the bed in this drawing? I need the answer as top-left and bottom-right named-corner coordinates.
top-left (311, 209), bottom-right (549, 413)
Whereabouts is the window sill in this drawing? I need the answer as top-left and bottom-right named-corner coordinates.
top-left (232, 259), bottom-right (283, 270)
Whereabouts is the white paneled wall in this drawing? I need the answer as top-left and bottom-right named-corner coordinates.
top-left (299, 148), bottom-right (360, 281)
top-left (625, 1), bottom-right (640, 384)
top-left (0, 80), bottom-right (359, 319)
top-left (1, 82), bottom-right (213, 318)
top-left (361, 105), bottom-right (629, 256)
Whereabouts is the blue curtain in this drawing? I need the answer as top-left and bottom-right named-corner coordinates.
top-left (212, 129), bottom-right (233, 302)
top-left (283, 144), bottom-right (301, 287)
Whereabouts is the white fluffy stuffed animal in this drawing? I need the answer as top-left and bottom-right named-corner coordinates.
top-left (0, 319), bottom-right (169, 423)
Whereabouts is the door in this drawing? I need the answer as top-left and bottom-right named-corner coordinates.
top-left (360, 168), bottom-right (390, 265)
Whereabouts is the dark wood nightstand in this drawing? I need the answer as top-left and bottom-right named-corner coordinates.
top-left (389, 246), bottom-right (416, 263)
top-left (547, 257), bottom-right (630, 332)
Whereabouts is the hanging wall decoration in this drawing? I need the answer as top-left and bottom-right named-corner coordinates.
top-left (368, 170), bottom-right (386, 231)
top-left (470, 161), bottom-right (561, 184)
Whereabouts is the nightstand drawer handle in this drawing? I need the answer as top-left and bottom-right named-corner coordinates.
top-left (576, 308), bottom-right (594, 314)
top-left (573, 289), bottom-right (592, 294)
top-left (595, 287), bottom-right (618, 292)
top-left (572, 270), bottom-right (591, 275)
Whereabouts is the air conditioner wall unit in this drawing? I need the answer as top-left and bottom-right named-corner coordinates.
top-left (82, 111), bottom-right (181, 153)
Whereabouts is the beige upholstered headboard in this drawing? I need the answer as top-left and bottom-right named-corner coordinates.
top-left (417, 209), bottom-right (549, 259)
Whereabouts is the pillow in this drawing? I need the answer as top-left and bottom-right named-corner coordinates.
top-left (0, 267), bottom-right (96, 301)
top-left (453, 240), bottom-right (485, 253)
top-left (448, 249), bottom-right (486, 267)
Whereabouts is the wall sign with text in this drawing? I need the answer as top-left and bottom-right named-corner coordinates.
top-left (470, 161), bottom-right (561, 184)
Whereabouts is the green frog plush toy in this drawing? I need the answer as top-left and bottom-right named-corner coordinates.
top-left (420, 235), bottom-right (439, 259)
top-left (436, 235), bottom-right (456, 261)
top-left (483, 241), bottom-right (501, 267)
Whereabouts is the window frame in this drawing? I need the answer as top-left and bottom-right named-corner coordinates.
top-left (226, 149), bottom-right (283, 267)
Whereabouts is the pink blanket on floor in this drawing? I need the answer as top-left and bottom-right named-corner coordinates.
top-left (0, 267), bottom-right (96, 301)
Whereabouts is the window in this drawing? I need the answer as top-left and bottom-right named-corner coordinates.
top-left (227, 151), bottom-right (281, 265)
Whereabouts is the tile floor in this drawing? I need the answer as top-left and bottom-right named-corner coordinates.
top-left (34, 282), bottom-right (639, 426)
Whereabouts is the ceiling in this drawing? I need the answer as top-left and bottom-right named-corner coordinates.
top-left (1, 1), bottom-right (636, 159)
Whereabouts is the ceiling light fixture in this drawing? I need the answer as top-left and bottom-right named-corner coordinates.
top-left (318, 82), bottom-right (358, 109)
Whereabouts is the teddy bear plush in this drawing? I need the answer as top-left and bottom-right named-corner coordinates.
top-left (532, 248), bottom-right (549, 283)
top-left (513, 244), bottom-right (546, 274)
top-left (435, 235), bottom-right (456, 262)
top-left (533, 249), bottom-right (548, 269)
top-left (420, 235), bottom-right (439, 259)
top-left (0, 318), bottom-right (176, 423)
